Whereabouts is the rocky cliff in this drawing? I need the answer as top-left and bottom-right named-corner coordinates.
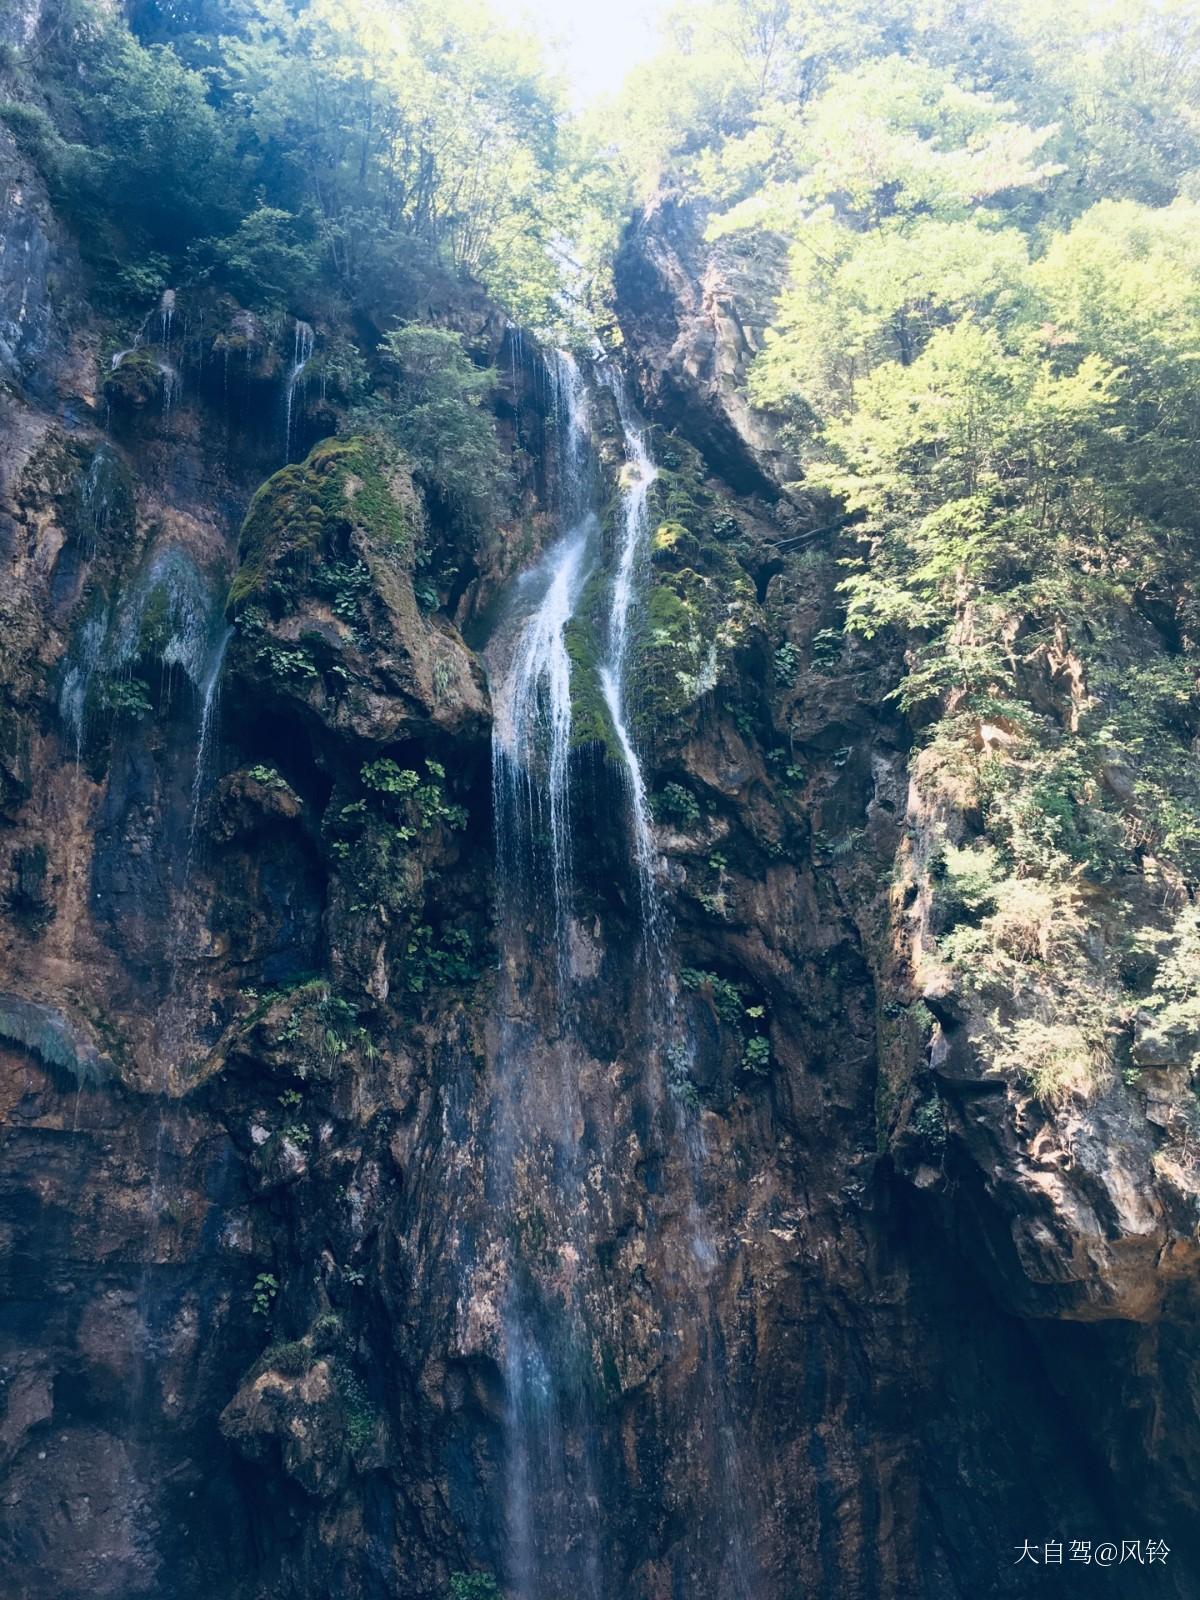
top-left (0, 107), bottom-right (1195, 1600)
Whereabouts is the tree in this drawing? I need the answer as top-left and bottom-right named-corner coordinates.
top-left (7, 0), bottom-right (236, 275)
top-left (215, 0), bottom-right (576, 324)
top-left (352, 326), bottom-right (507, 526)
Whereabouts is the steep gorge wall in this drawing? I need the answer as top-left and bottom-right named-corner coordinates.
top-left (0, 118), bottom-right (1195, 1600)
top-left (613, 198), bottom-right (1200, 1590)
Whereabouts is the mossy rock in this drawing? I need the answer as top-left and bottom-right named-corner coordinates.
top-left (633, 551), bottom-right (759, 735)
top-left (620, 430), bottom-right (763, 736)
top-left (104, 349), bottom-right (166, 411)
top-left (647, 430), bottom-right (716, 532)
top-left (136, 582), bottom-right (174, 657)
top-left (560, 424), bottom-right (764, 751)
top-left (651, 520), bottom-right (701, 565)
top-left (228, 435), bottom-right (418, 614)
top-left (564, 567), bottom-right (618, 758)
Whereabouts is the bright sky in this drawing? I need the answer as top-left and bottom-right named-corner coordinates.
top-left (491, 0), bottom-right (669, 104)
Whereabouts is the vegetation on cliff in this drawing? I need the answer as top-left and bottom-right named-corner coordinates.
top-left (0, 0), bottom-right (612, 327)
top-left (2, 0), bottom-right (1196, 1116)
top-left (610, 0), bottom-right (1200, 1103)
top-left (0, 2), bottom-right (1197, 1596)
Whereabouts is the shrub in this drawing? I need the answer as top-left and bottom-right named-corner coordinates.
top-left (773, 640), bottom-right (800, 683)
top-left (251, 1272), bottom-right (279, 1316)
top-left (201, 203), bottom-right (320, 309)
top-left (654, 781), bottom-right (702, 828)
top-left (101, 675), bottom-right (154, 720)
top-left (351, 326), bottom-right (507, 527)
top-left (993, 1018), bottom-right (1097, 1102)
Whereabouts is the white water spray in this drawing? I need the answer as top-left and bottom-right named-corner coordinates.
top-left (490, 351), bottom-right (595, 997)
top-left (491, 525), bottom-right (592, 925)
top-left (598, 369), bottom-right (669, 964)
top-left (284, 319), bottom-right (314, 461)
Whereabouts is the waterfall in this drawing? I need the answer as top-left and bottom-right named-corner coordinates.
top-left (598, 369), bottom-right (669, 970)
top-left (480, 351), bottom-right (758, 1599)
top-left (490, 520), bottom-right (593, 988)
top-left (284, 318), bottom-right (314, 461)
top-left (489, 350), bottom-right (595, 1002)
top-left (600, 370), bottom-right (761, 1600)
top-left (482, 348), bottom-right (605, 1599)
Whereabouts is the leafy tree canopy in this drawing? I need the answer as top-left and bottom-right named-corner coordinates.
top-left (4, 0), bottom-right (607, 329)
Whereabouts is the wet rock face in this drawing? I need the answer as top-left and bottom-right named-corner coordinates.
top-left (0, 1045), bottom-right (255, 1600)
top-left (0, 266), bottom-right (496, 1597)
top-left (0, 128), bottom-right (78, 400)
top-left (0, 185), bottom-right (1194, 1600)
top-left (607, 196), bottom-right (1199, 1594)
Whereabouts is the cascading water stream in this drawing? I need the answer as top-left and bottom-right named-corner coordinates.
top-left (491, 521), bottom-right (592, 997)
top-left (482, 348), bottom-right (606, 1600)
top-left (184, 625), bottom-right (233, 859)
top-left (490, 351), bottom-right (594, 1003)
top-left (597, 369), bottom-right (671, 978)
top-left (480, 349), bottom-right (758, 1598)
top-left (284, 318), bottom-right (314, 461)
top-left (601, 369), bottom-right (761, 1600)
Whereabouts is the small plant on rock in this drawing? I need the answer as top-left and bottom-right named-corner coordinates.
top-left (654, 781), bottom-right (702, 829)
top-left (251, 1272), bottom-right (279, 1317)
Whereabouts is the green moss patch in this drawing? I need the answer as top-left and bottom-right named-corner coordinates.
top-left (103, 349), bottom-right (165, 411)
top-left (627, 431), bottom-right (763, 736)
top-left (563, 564), bottom-right (619, 757)
top-left (228, 435), bottom-right (417, 614)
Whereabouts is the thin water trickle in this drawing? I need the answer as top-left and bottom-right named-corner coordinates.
top-left (509, 322), bottom-right (525, 402)
top-left (602, 370), bottom-right (762, 1600)
top-left (135, 610), bottom-right (232, 1427)
top-left (158, 615), bottom-right (233, 1061)
top-left (160, 361), bottom-right (178, 417)
top-left (598, 368), bottom-right (669, 976)
top-left (186, 626), bottom-right (233, 857)
top-left (59, 616), bottom-right (105, 767)
top-left (284, 319), bottom-right (314, 461)
top-left (80, 444), bottom-right (118, 553)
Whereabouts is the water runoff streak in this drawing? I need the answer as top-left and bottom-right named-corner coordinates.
top-left (482, 349), bottom-right (758, 1598)
top-left (602, 368), bottom-right (761, 1600)
top-left (284, 318), bottom-right (314, 461)
top-left (484, 348), bottom-right (604, 1599)
top-left (598, 371), bottom-right (669, 974)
